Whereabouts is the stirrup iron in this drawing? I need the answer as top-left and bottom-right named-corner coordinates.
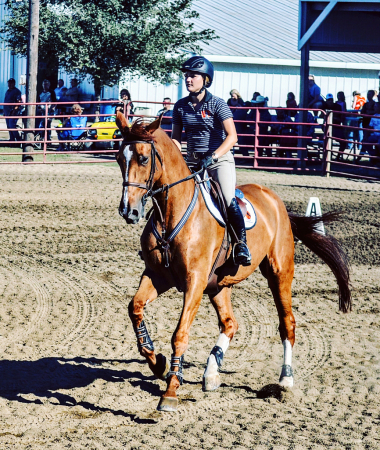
top-left (232, 240), bottom-right (251, 266)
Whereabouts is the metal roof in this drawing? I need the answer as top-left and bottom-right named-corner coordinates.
top-left (193, 0), bottom-right (380, 64)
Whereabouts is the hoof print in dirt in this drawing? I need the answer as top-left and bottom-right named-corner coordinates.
top-left (257, 384), bottom-right (294, 403)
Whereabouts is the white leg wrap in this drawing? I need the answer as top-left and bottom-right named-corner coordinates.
top-left (203, 333), bottom-right (230, 391)
top-left (283, 339), bottom-right (292, 366)
top-left (279, 339), bottom-right (294, 388)
top-left (216, 333), bottom-right (230, 353)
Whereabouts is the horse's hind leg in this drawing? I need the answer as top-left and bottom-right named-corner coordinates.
top-left (129, 269), bottom-right (172, 380)
top-left (263, 254), bottom-right (296, 388)
top-left (203, 287), bottom-right (238, 391)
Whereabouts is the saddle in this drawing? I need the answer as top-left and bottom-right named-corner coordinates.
top-left (195, 171), bottom-right (257, 295)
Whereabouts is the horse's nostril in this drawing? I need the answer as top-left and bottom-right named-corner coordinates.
top-left (131, 209), bottom-right (139, 217)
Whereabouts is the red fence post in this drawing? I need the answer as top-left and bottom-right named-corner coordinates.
top-left (324, 112), bottom-right (332, 177)
top-left (43, 102), bottom-right (48, 162)
top-left (254, 108), bottom-right (259, 169)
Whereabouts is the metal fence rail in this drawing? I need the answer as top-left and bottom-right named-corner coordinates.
top-left (1, 100), bottom-right (379, 181)
top-left (323, 109), bottom-right (380, 181)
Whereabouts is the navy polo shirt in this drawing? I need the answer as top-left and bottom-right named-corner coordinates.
top-left (172, 90), bottom-right (233, 154)
top-left (3, 88), bottom-right (21, 116)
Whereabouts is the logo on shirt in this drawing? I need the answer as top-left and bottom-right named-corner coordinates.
top-left (201, 109), bottom-right (212, 119)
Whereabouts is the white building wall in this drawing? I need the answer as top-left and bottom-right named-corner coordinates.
top-left (211, 62), bottom-right (379, 106)
top-left (117, 63), bottom-right (379, 109)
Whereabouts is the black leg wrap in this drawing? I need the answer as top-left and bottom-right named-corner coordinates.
top-left (280, 364), bottom-right (294, 378)
top-left (135, 320), bottom-right (154, 352)
top-left (210, 345), bottom-right (224, 369)
top-left (167, 355), bottom-right (184, 385)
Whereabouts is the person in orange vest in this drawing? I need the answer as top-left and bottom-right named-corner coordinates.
top-left (352, 91), bottom-right (366, 110)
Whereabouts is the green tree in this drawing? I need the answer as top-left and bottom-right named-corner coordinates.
top-left (1, 0), bottom-right (216, 98)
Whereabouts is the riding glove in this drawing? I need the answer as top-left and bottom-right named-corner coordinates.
top-left (199, 155), bottom-right (214, 171)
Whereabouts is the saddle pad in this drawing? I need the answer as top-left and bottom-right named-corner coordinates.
top-left (196, 175), bottom-right (257, 230)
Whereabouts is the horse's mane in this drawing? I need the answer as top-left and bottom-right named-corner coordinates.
top-left (128, 119), bottom-right (157, 142)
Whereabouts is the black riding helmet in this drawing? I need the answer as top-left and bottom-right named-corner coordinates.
top-left (180, 56), bottom-right (214, 88)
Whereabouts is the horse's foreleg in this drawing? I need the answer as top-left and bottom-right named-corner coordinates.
top-left (129, 270), bottom-right (171, 380)
top-left (203, 287), bottom-right (238, 391)
top-left (266, 258), bottom-right (296, 388)
top-left (157, 279), bottom-right (205, 412)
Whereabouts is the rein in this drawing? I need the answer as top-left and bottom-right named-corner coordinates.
top-left (122, 139), bottom-right (202, 204)
top-left (121, 139), bottom-right (203, 268)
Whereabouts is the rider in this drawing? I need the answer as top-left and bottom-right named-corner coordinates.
top-left (171, 56), bottom-right (251, 267)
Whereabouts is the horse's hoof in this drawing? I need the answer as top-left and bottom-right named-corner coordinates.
top-left (279, 365), bottom-right (294, 388)
top-left (279, 376), bottom-right (294, 388)
top-left (202, 373), bottom-right (221, 391)
top-left (156, 353), bottom-right (170, 381)
top-left (157, 396), bottom-right (178, 412)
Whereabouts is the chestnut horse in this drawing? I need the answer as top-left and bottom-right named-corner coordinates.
top-left (115, 112), bottom-right (351, 412)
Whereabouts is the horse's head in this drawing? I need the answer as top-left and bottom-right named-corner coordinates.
top-left (115, 112), bottom-right (164, 224)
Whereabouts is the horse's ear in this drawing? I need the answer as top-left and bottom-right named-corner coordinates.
top-left (116, 111), bottom-right (130, 137)
top-left (146, 112), bottom-right (164, 134)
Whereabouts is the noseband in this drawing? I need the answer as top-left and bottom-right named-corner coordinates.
top-left (121, 139), bottom-right (163, 206)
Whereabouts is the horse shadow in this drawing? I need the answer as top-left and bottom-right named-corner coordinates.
top-left (0, 357), bottom-right (162, 423)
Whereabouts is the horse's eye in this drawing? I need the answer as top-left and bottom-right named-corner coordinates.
top-left (139, 155), bottom-right (149, 166)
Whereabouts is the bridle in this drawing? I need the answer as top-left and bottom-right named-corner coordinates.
top-left (120, 137), bottom-right (204, 268)
top-left (121, 138), bottom-right (202, 206)
top-left (121, 139), bottom-right (163, 207)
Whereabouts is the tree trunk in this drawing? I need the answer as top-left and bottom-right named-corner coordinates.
top-left (23, 0), bottom-right (39, 162)
top-left (93, 78), bottom-right (102, 123)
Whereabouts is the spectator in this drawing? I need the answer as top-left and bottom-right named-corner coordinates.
top-left (248, 95), bottom-right (272, 157)
top-left (347, 91), bottom-right (365, 153)
top-left (251, 92), bottom-right (260, 102)
top-left (308, 75), bottom-right (323, 114)
top-left (157, 97), bottom-right (173, 137)
top-left (336, 91), bottom-right (347, 112)
top-left (56, 87), bottom-right (68, 116)
top-left (336, 91), bottom-right (350, 152)
top-left (3, 77), bottom-right (22, 146)
top-left (323, 93), bottom-right (345, 159)
top-left (64, 78), bottom-right (81, 111)
top-left (226, 90), bottom-right (246, 152)
top-left (286, 92), bottom-right (298, 117)
top-left (157, 97), bottom-right (172, 115)
top-left (294, 110), bottom-right (316, 137)
top-left (361, 90), bottom-right (376, 138)
top-left (54, 79), bottom-right (66, 100)
top-left (115, 89), bottom-right (134, 117)
top-left (227, 89), bottom-right (244, 107)
top-left (36, 79), bottom-right (57, 139)
top-left (57, 103), bottom-right (87, 151)
top-left (270, 108), bottom-right (296, 160)
top-left (352, 91), bottom-right (365, 110)
top-left (361, 102), bottom-right (380, 161)
top-left (237, 101), bottom-right (254, 155)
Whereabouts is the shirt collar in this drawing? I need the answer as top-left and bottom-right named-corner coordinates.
top-left (186, 89), bottom-right (212, 105)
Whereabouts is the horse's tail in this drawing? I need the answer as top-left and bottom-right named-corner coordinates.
top-left (288, 211), bottom-right (351, 313)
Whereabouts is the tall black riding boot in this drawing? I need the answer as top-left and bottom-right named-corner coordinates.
top-left (226, 198), bottom-right (252, 266)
